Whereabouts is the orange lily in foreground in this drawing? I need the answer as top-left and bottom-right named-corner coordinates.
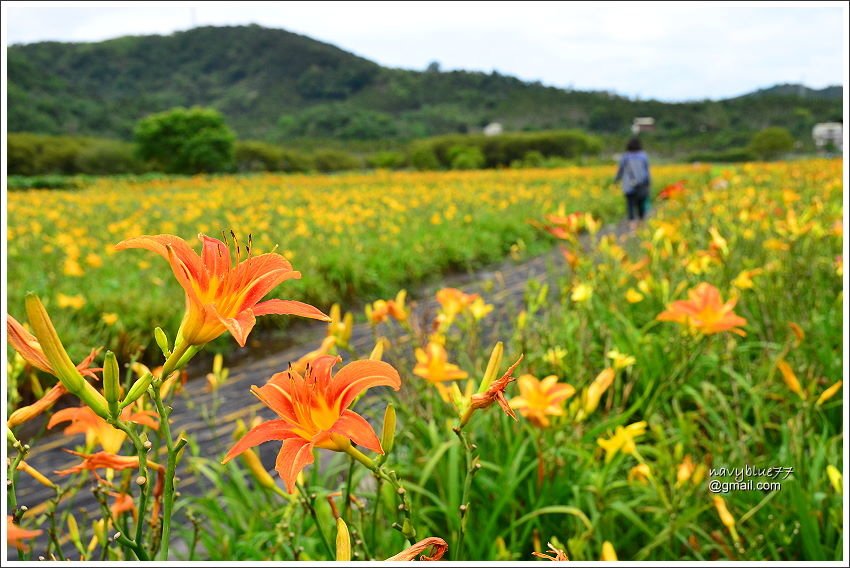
top-left (656, 282), bottom-right (747, 336)
top-left (7, 516), bottom-right (43, 551)
top-left (48, 404), bottom-right (159, 453)
top-left (116, 233), bottom-right (330, 347)
top-left (509, 374), bottom-right (576, 428)
top-left (223, 355), bottom-right (401, 493)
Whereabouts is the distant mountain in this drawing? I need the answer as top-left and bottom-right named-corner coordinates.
top-left (7, 25), bottom-right (844, 145)
top-left (738, 83), bottom-right (843, 100)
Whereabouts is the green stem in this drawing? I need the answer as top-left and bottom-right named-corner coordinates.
top-left (150, 341), bottom-right (194, 560)
top-left (158, 437), bottom-right (187, 560)
top-left (454, 428), bottom-right (476, 560)
top-left (342, 456), bottom-right (356, 520)
top-left (345, 445), bottom-right (416, 542)
top-left (296, 482), bottom-right (334, 559)
top-left (158, 340), bottom-right (192, 385)
top-left (112, 420), bottom-right (151, 549)
top-left (369, 474), bottom-right (383, 555)
top-left (7, 441), bottom-right (26, 512)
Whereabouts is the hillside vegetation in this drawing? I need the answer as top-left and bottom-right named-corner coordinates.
top-left (8, 24), bottom-right (843, 155)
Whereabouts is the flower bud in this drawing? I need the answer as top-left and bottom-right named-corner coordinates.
top-left (478, 342), bottom-right (504, 394)
top-left (17, 460), bottom-right (56, 489)
top-left (120, 372), bottom-right (153, 409)
top-left (79, 380), bottom-right (111, 420)
top-left (25, 293), bottom-right (83, 393)
top-left (7, 427), bottom-right (22, 449)
top-left (240, 447), bottom-right (284, 496)
top-left (381, 404), bottom-right (396, 456)
top-left (212, 353), bottom-right (224, 376)
top-left (93, 519), bottom-right (107, 546)
top-left (155, 327), bottom-right (171, 357)
top-left (103, 351), bottom-right (120, 418)
top-left (336, 517), bottom-right (351, 561)
top-left (826, 465), bottom-right (842, 495)
top-left (369, 339), bottom-right (385, 361)
top-left (816, 380), bottom-right (842, 406)
top-left (601, 541), bottom-right (617, 561)
top-left (67, 513), bottom-right (81, 545)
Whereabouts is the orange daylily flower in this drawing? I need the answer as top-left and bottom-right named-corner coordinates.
top-left (115, 233), bottom-right (330, 347)
top-left (109, 491), bottom-right (138, 520)
top-left (466, 355), bottom-right (524, 422)
top-left (386, 537), bottom-right (449, 561)
top-left (223, 355), bottom-right (401, 493)
top-left (48, 405), bottom-right (159, 454)
top-left (658, 181), bottom-right (686, 200)
top-left (7, 516), bottom-right (43, 551)
top-left (7, 315), bottom-right (101, 428)
top-left (414, 341), bottom-right (468, 400)
top-left (366, 290), bottom-right (408, 324)
top-left (54, 450), bottom-right (147, 476)
top-left (656, 283), bottom-right (747, 336)
top-left (435, 287), bottom-right (479, 320)
top-left (509, 374), bottom-right (576, 428)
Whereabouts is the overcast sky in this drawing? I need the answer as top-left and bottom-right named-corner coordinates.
top-left (4, 2), bottom-right (846, 101)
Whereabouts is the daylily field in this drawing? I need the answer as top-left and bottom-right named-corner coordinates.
top-left (5, 159), bottom-right (845, 561)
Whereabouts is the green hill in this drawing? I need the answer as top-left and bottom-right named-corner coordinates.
top-left (8, 24), bottom-right (843, 150)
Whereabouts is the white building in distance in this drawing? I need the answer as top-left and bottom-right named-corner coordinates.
top-left (812, 122), bottom-right (842, 152)
top-left (631, 117), bottom-right (655, 135)
top-left (483, 122), bottom-right (503, 136)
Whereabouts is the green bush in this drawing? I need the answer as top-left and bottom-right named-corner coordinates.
top-left (74, 140), bottom-right (141, 174)
top-left (447, 145), bottom-right (486, 170)
top-left (8, 133), bottom-right (84, 175)
top-left (412, 130), bottom-right (602, 169)
top-left (409, 143), bottom-right (441, 170)
top-left (7, 133), bottom-right (139, 175)
top-left (235, 141), bottom-right (284, 172)
top-left (748, 127), bottom-right (794, 160)
top-left (366, 150), bottom-right (408, 169)
top-left (279, 149), bottom-right (315, 173)
top-left (7, 175), bottom-right (87, 191)
top-left (311, 149), bottom-right (362, 172)
top-left (134, 107), bottom-right (236, 174)
top-left (686, 147), bottom-right (755, 163)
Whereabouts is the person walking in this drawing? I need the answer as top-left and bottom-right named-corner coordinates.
top-left (614, 137), bottom-right (651, 229)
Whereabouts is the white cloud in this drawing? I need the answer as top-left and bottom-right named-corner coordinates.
top-left (4, 2), bottom-right (845, 100)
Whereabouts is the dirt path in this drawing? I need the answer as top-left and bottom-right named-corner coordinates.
top-left (12, 219), bottom-right (633, 557)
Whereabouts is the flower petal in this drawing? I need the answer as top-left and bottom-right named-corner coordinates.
top-left (222, 419), bottom-right (295, 464)
top-left (115, 234), bottom-right (205, 286)
top-left (330, 360), bottom-right (402, 411)
top-left (237, 269), bottom-right (302, 312)
top-left (330, 409), bottom-right (383, 453)
top-left (274, 437), bottom-right (314, 493)
top-left (253, 299), bottom-right (331, 321)
top-left (7, 315), bottom-right (53, 374)
top-left (214, 308), bottom-right (257, 347)
top-left (199, 234), bottom-right (232, 279)
top-left (251, 379), bottom-right (298, 424)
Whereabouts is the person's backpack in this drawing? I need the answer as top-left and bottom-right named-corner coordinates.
top-left (622, 155), bottom-right (648, 194)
